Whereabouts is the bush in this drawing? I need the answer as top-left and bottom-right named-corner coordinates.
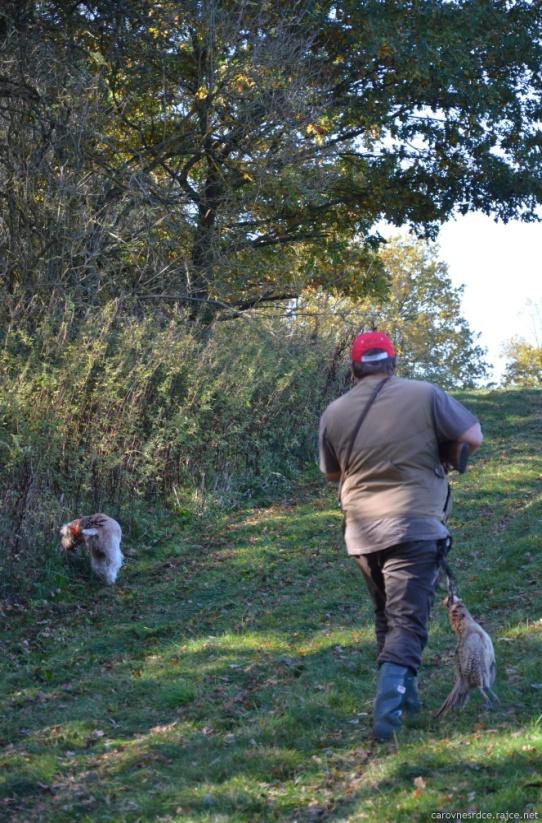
top-left (0, 304), bottom-right (344, 596)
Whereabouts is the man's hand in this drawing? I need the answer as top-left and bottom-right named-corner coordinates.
top-left (457, 422), bottom-right (483, 454)
top-left (439, 423), bottom-right (483, 473)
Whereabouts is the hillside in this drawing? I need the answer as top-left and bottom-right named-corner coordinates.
top-left (1, 389), bottom-right (541, 822)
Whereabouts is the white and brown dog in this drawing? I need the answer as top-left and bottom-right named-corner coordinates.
top-left (60, 514), bottom-right (123, 585)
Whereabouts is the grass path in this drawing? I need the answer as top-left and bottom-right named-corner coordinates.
top-left (1, 390), bottom-right (542, 822)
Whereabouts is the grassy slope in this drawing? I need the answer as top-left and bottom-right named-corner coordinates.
top-left (1, 389), bottom-right (541, 823)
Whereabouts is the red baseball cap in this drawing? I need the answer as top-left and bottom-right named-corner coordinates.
top-left (351, 331), bottom-right (395, 363)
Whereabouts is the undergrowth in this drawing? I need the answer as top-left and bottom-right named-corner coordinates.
top-left (0, 308), bottom-right (345, 597)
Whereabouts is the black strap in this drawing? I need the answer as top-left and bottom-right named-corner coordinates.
top-left (438, 536), bottom-right (459, 602)
top-left (338, 377), bottom-right (389, 507)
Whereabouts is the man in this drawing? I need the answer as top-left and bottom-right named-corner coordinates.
top-left (318, 331), bottom-right (482, 741)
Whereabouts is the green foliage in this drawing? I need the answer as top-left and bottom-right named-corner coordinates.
top-left (377, 239), bottom-right (489, 387)
top-left (1, 1), bottom-right (540, 324)
top-left (502, 337), bottom-right (542, 387)
top-left (297, 236), bottom-right (489, 389)
top-left (0, 306), bottom-right (341, 595)
top-left (323, 0), bottom-right (542, 228)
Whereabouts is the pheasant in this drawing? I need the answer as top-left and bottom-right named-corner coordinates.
top-left (435, 597), bottom-right (498, 717)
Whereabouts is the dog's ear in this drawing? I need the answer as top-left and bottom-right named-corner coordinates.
top-left (61, 520), bottom-right (82, 537)
top-left (81, 528), bottom-right (98, 537)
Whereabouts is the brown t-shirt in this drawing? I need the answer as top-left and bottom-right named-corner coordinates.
top-left (319, 379), bottom-right (478, 554)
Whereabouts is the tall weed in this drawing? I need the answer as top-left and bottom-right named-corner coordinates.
top-left (0, 305), bottom-right (342, 595)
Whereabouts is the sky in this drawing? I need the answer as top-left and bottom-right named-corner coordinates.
top-left (436, 214), bottom-right (542, 384)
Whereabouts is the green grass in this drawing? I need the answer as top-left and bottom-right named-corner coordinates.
top-left (1, 388), bottom-right (541, 822)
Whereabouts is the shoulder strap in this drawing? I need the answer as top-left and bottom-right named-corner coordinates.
top-left (338, 376), bottom-right (389, 504)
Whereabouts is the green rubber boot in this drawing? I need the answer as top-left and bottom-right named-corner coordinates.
top-left (373, 662), bottom-right (409, 741)
top-left (403, 670), bottom-right (421, 714)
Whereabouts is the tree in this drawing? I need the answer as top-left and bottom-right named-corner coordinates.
top-left (376, 239), bottom-right (488, 387)
top-left (316, 0), bottom-right (542, 232)
top-left (502, 338), bottom-right (542, 387)
top-left (297, 237), bottom-right (489, 389)
top-left (0, 1), bottom-right (541, 324)
top-left (0, 0), bottom-right (389, 326)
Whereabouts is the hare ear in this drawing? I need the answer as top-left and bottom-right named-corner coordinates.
top-left (81, 528), bottom-right (98, 537)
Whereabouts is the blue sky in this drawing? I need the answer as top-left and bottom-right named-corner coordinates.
top-left (437, 214), bottom-right (542, 382)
